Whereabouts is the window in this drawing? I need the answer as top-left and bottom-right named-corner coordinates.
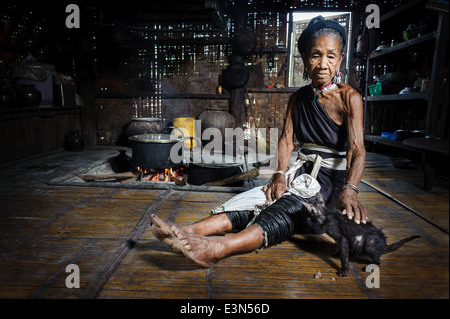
top-left (288, 12), bottom-right (352, 87)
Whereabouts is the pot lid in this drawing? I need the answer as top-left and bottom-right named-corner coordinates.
top-left (128, 134), bottom-right (180, 143)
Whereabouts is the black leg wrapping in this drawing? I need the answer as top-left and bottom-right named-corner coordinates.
top-left (253, 195), bottom-right (306, 247)
top-left (226, 210), bottom-right (255, 232)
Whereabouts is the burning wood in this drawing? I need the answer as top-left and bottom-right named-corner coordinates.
top-left (136, 166), bottom-right (186, 185)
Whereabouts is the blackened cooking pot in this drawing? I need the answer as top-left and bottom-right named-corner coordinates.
top-left (129, 134), bottom-right (182, 169)
top-left (222, 63), bottom-right (249, 91)
top-left (187, 155), bottom-right (244, 186)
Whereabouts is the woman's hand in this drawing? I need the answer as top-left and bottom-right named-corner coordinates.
top-left (337, 187), bottom-right (368, 224)
top-left (263, 174), bottom-right (287, 202)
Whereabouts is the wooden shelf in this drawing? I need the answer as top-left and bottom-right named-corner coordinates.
top-left (115, 38), bottom-right (229, 47)
top-left (95, 92), bottom-right (230, 99)
top-left (368, 31), bottom-right (437, 60)
top-left (247, 87), bottom-right (297, 93)
top-left (0, 106), bottom-right (80, 121)
top-left (363, 1), bottom-right (448, 146)
top-left (403, 137), bottom-right (449, 156)
top-left (96, 89), bottom-right (299, 99)
top-left (259, 46), bottom-right (288, 54)
top-left (365, 91), bottom-right (429, 102)
top-left (364, 135), bottom-right (417, 151)
top-left (162, 93), bottom-right (230, 99)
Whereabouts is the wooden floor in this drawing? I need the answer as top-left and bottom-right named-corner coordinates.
top-left (0, 146), bottom-right (448, 300)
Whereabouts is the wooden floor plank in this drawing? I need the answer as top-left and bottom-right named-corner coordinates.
top-left (0, 237), bottom-right (123, 298)
top-left (99, 240), bottom-right (210, 299)
top-left (79, 190), bottom-right (174, 298)
top-left (363, 158), bottom-right (449, 233)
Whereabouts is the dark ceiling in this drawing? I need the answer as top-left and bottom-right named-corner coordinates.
top-left (83, 0), bottom-right (409, 31)
top-left (3, 0), bottom-right (411, 27)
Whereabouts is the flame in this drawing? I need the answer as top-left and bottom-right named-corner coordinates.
top-left (136, 166), bottom-right (185, 183)
top-left (165, 169), bottom-right (170, 182)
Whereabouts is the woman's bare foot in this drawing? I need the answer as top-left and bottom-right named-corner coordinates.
top-left (172, 225), bottom-right (226, 267)
top-left (150, 214), bottom-right (182, 252)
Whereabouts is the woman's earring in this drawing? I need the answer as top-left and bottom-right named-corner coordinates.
top-left (303, 69), bottom-right (309, 81)
top-left (333, 71), bottom-right (342, 84)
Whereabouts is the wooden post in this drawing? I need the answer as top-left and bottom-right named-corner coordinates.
top-left (72, 4), bottom-right (97, 146)
top-left (229, 0), bottom-right (248, 129)
top-left (426, 12), bottom-right (449, 138)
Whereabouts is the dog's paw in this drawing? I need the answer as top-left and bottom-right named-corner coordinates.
top-left (338, 269), bottom-right (349, 277)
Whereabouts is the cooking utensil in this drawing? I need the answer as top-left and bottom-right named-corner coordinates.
top-left (379, 72), bottom-right (408, 94)
top-left (129, 133), bottom-right (182, 169)
top-left (222, 63), bottom-right (249, 90)
top-left (110, 150), bottom-right (132, 173)
top-left (187, 154), bottom-right (244, 186)
top-left (232, 30), bottom-right (256, 57)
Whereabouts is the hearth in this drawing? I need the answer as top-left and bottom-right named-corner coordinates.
top-left (48, 155), bottom-right (263, 193)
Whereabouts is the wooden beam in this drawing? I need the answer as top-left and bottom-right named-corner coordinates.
top-left (229, 0), bottom-right (248, 129)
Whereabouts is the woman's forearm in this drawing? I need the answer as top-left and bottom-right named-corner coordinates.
top-left (276, 137), bottom-right (294, 173)
top-left (345, 144), bottom-right (366, 189)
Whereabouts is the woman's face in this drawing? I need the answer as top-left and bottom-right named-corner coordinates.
top-left (302, 34), bottom-right (345, 87)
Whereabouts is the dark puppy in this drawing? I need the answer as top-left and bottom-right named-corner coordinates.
top-left (303, 193), bottom-right (420, 277)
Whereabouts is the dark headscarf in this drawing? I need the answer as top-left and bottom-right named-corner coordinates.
top-left (297, 15), bottom-right (347, 54)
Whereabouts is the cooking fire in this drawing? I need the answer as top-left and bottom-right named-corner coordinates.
top-left (135, 166), bottom-right (186, 184)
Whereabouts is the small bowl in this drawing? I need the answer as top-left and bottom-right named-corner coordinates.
top-left (399, 87), bottom-right (414, 94)
top-left (382, 132), bottom-right (396, 140)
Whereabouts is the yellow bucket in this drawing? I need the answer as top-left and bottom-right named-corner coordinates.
top-left (173, 117), bottom-right (197, 148)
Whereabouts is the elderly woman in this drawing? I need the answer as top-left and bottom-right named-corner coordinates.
top-left (150, 16), bottom-right (367, 267)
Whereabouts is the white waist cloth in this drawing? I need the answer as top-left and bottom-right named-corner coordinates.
top-left (210, 143), bottom-right (347, 214)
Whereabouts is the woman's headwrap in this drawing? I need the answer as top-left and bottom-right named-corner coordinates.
top-left (297, 15), bottom-right (347, 54)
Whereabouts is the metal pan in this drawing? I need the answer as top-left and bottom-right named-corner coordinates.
top-left (129, 134), bottom-right (181, 169)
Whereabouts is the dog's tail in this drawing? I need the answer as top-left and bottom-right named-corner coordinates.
top-left (385, 235), bottom-right (421, 253)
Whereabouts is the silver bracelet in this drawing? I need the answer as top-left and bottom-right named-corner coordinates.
top-left (273, 170), bottom-right (285, 176)
top-left (344, 183), bottom-right (359, 194)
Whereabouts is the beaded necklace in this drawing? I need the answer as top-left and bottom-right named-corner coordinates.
top-left (311, 82), bottom-right (336, 101)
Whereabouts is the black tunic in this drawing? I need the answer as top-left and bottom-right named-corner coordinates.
top-left (291, 85), bottom-right (348, 209)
